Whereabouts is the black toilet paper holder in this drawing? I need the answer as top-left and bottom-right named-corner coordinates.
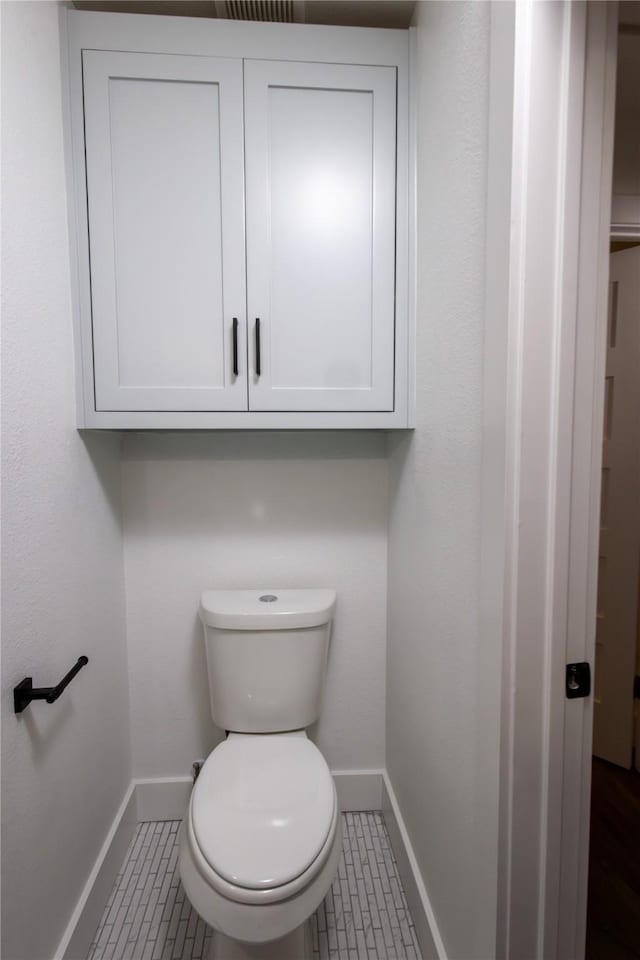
top-left (13, 656), bottom-right (89, 714)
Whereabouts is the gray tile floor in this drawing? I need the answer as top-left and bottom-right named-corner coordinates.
top-left (87, 813), bottom-right (422, 960)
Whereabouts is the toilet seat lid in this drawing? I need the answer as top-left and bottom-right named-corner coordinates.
top-left (191, 735), bottom-right (335, 891)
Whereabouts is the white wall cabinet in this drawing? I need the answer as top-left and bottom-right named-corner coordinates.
top-left (65, 12), bottom-right (411, 428)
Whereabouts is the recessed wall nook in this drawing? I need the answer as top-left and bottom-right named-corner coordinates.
top-left (2, 2), bottom-right (503, 960)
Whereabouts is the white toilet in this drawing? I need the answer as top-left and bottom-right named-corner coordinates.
top-left (179, 588), bottom-right (341, 960)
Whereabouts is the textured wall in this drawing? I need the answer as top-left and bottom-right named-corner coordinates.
top-left (121, 432), bottom-right (388, 778)
top-left (386, 3), bottom-right (499, 958)
top-left (1, 4), bottom-right (131, 958)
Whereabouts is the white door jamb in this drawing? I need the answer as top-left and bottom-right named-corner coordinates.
top-left (498, 2), bottom-right (618, 958)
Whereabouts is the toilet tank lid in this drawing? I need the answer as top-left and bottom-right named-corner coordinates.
top-left (200, 588), bottom-right (336, 630)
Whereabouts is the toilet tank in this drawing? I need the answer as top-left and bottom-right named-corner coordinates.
top-left (199, 589), bottom-right (336, 734)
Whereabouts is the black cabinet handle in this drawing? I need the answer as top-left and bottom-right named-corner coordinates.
top-left (232, 317), bottom-right (238, 377)
top-left (255, 318), bottom-right (261, 377)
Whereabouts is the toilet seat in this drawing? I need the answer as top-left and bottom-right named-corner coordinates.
top-left (180, 800), bottom-right (343, 944)
top-left (188, 734), bottom-right (338, 906)
top-left (192, 735), bottom-right (335, 891)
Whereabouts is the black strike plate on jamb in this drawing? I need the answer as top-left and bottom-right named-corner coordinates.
top-left (566, 662), bottom-right (591, 700)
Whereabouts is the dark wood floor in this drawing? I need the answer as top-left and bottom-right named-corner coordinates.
top-left (586, 757), bottom-right (640, 960)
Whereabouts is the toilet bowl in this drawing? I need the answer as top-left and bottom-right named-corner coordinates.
top-left (180, 732), bottom-right (341, 957)
top-left (179, 589), bottom-right (340, 960)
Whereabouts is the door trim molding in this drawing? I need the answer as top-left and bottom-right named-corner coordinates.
top-left (498, 2), bottom-right (618, 957)
top-left (610, 222), bottom-right (640, 241)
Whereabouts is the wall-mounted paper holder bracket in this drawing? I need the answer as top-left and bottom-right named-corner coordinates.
top-left (14, 656), bottom-right (89, 714)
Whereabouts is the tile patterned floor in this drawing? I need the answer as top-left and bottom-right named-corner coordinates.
top-left (87, 812), bottom-right (422, 960)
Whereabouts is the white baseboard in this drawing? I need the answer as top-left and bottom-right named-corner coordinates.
top-left (382, 772), bottom-right (447, 960)
top-left (135, 776), bottom-right (193, 821)
top-left (332, 769), bottom-right (383, 811)
top-left (134, 769), bottom-right (385, 822)
top-left (54, 783), bottom-right (137, 960)
top-left (54, 769), bottom-right (404, 960)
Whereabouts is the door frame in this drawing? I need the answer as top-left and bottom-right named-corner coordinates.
top-left (497, 2), bottom-right (618, 958)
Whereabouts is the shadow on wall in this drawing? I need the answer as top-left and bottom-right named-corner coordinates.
top-left (78, 430), bottom-right (124, 528)
top-left (17, 698), bottom-right (75, 765)
top-left (120, 430), bottom-right (389, 539)
top-left (120, 430), bottom-right (387, 462)
top-left (188, 611), bottom-right (219, 756)
top-left (386, 430), bottom-right (413, 479)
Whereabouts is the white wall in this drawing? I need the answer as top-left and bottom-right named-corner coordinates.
top-left (1, 4), bottom-right (131, 958)
top-left (121, 432), bottom-right (388, 779)
top-left (386, 2), bottom-right (500, 958)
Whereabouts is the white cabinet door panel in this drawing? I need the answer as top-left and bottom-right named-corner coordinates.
top-left (83, 51), bottom-right (246, 411)
top-left (244, 60), bottom-right (396, 412)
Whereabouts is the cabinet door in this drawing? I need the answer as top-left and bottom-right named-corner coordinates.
top-left (244, 60), bottom-right (397, 412)
top-left (83, 51), bottom-right (246, 411)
